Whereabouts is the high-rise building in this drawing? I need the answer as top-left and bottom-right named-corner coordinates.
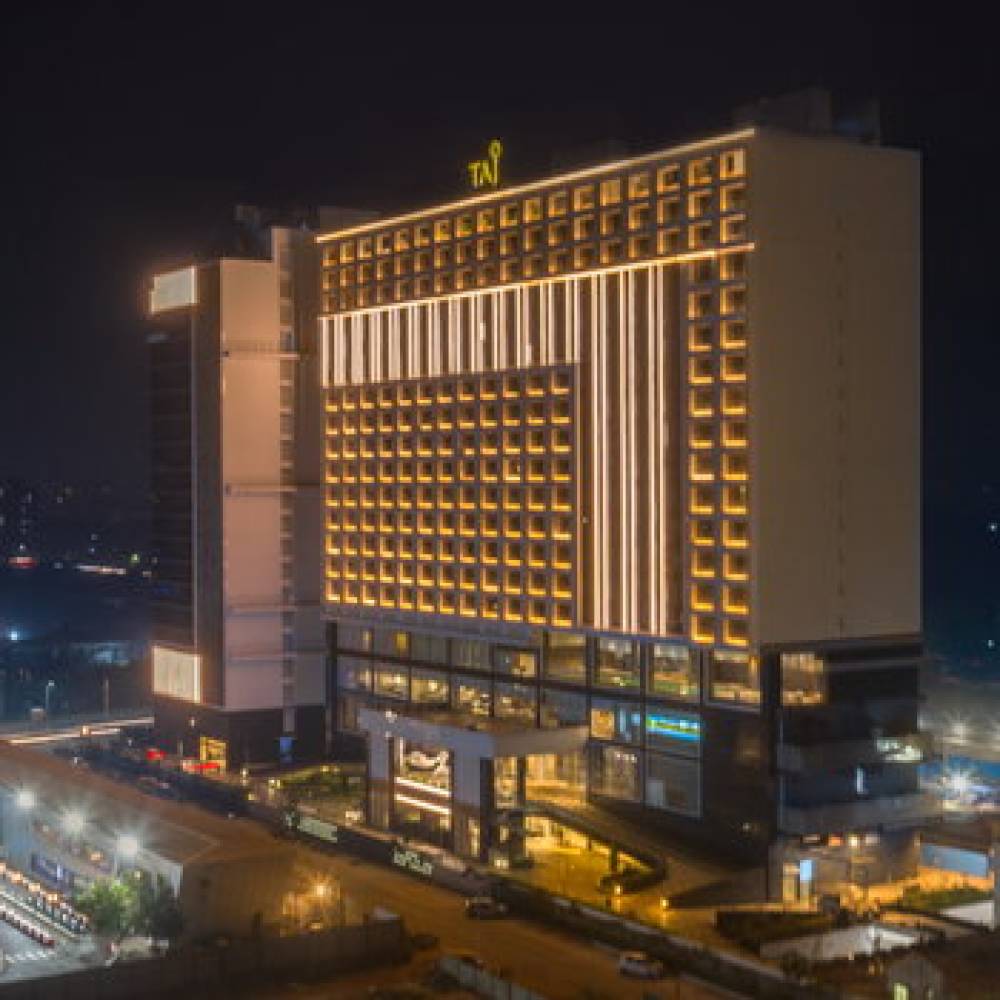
top-left (316, 120), bottom-right (930, 892)
top-left (146, 212), bottom-right (355, 767)
top-left (145, 104), bottom-right (929, 898)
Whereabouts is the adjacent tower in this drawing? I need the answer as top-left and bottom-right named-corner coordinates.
top-left (147, 218), bottom-right (327, 767)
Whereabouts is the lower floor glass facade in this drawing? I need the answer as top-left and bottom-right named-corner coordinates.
top-left (331, 619), bottom-right (925, 856)
top-left (334, 618), bottom-right (710, 822)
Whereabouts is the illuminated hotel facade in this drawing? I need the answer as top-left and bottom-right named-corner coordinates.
top-left (318, 124), bottom-right (930, 882)
top-left (145, 114), bottom-right (929, 889)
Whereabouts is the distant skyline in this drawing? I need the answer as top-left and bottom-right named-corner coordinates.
top-left (1, 8), bottom-right (997, 672)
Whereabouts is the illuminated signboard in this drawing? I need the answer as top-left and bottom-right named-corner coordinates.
top-left (299, 814), bottom-right (339, 845)
top-left (152, 645), bottom-right (202, 703)
top-left (467, 139), bottom-right (503, 190)
top-left (150, 266), bottom-right (198, 314)
top-left (392, 845), bottom-right (433, 877)
top-left (646, 713), bottom-right (701, 743)
top-left (876, 737), bottom-right (923, 763)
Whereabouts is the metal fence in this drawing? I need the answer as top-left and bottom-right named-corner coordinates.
top-left (0, 917), bottom-right (405, 999)
top-left (440, 954), bottom-right (546, 1000)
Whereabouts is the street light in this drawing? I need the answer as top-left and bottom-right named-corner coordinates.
top-left (947, 769), bottom-right (971, 798)
top-left (943, 711), bottom-right (969, 744)
top-left (44, 680), bottom-right (55, 716)
top-left (61, 809), bottom-right (85, 836)
top-left (116, 834), bottom-right (140, 862)
top-left (14, 789), bottom-right (35, 812)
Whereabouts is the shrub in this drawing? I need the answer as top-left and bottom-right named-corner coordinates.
top-left (716, 910), bottom-right (834, 952)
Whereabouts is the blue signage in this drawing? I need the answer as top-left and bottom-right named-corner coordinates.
top-left (646, 713), bottom-right (701, 742)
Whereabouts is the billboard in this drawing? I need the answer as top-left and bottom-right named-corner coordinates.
top-left (152, 645), bottom-right (202, 703)
top-left (150, 267), bottom-right (197, 314)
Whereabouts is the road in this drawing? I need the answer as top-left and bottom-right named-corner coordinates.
top-left (269, 839), bottom-right (737, 1000)
top-left (0, 920), bottom-right (95, 983)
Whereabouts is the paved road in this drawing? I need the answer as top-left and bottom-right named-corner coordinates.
top-left (0, 920), bottom-right (95, 983)
top-left (275, 840), bottom-right (737, 1000)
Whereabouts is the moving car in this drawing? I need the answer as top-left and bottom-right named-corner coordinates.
top-left (464, 896), bottom-right (508, 919)
top-left (618, 951), bottom-right (664, 979)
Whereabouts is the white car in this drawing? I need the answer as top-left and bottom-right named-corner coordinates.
top-left (618, 951), bottom-right (664, 979)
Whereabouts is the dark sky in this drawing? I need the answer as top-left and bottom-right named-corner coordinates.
top-left (1, 6), bottom-right (998, 666)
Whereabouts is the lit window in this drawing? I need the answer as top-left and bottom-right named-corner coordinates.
top-left (648, 645), bottom-right (699, 701)
top-left (781, 652), bottom-right (827, 706)
top-left (709, 651), bottom-right (760, 707)
top-left (595, 638), bottom-right (639, 689)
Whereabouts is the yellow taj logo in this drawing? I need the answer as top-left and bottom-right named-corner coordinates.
top-left (468, 139), bottom-right (503, 190)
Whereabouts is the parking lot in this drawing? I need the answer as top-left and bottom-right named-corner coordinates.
top-left (0, 910), bottom-right (96, 982)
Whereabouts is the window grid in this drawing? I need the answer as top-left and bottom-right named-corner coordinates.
top-left (682, 250), bottom-right (751, 650)
top-left (320, 148), bottom-right (748, 313)
top-left (325, 368), bottom-right (577, 629)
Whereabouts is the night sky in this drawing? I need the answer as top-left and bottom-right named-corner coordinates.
top-left (1, 7), bottom-right (997, 671)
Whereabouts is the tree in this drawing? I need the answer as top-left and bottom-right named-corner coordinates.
top-left (135, 873), bottom-right (184, 944)
top-left (76, 878), bottom-right (138, 940)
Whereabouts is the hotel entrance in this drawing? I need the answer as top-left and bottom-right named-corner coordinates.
top-left (390, 738), bottom-right (453, 847)
top-left (358, 706), bottom-right (589, 863)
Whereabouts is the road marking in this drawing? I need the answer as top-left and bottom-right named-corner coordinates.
top-left (10, 949), bottom-right (54, 963)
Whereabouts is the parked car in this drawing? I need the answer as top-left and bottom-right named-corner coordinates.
top-left (618, 951), bottom-right (664, 979)
top-left (450, 952), bottom-right (486, 971)
top-left (464, 896), bottom-right (507, 919)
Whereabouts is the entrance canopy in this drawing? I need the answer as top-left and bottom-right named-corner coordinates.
top-left (357, 708), bottom-right (587, 760)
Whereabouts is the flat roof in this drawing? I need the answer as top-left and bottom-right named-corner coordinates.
top-left (0, 742), bottom-right (285, 868)
top-left (315, 127), bottom-right (757, 243)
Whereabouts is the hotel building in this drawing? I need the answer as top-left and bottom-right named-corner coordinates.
top-left (144, 106), bottom-right (930, 896)
top-left (317, 122), bottom-right (930, 889)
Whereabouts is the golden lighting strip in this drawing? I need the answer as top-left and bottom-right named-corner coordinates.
top-left (315, 129), bottom-right (755, 242)
top-left (393, 792), bottom-right (452, 816)
top-left (585, 264), bottom-right (675, 634)
top-left (323, 273), bottom-right (583, 387)
top-left (394, 776), bottom-right (450, 797)
top-left (319, 243), bottom-right (755, 324)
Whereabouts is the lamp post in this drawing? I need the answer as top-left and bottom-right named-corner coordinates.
top-left (116, 834), bottom-right (140, 873)
top-left (44, 680), bottom-right (55, 717)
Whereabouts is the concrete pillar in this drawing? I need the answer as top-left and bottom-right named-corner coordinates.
top-left (479, 758), bottom-right (495, 862)
top-left (990, 843), bottom-right (1000, 930)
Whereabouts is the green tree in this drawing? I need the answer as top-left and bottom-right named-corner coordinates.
top-left (136, 875), bottom-right (184, 943)
top-left (76, 878), bottom-right (138, 940)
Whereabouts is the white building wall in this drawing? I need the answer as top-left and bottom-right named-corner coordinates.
top-left (219, 259), bottom-right (285, 711)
